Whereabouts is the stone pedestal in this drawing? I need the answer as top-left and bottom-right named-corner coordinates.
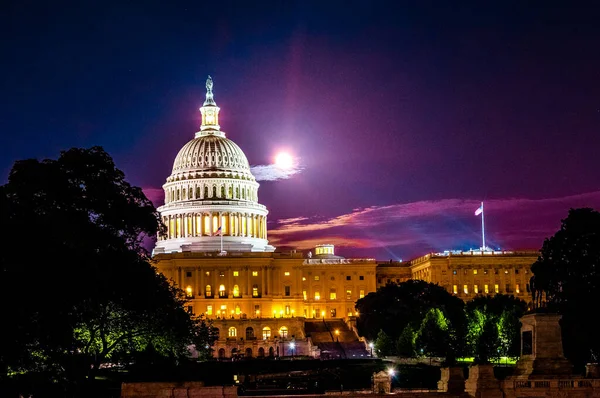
top-left (438, 366), bottom-right (465, 393)
top-left (511, 312), bottom-right (573, 378)
top-left (465, 364), bottom-right (503, 398)
top-left (372, 371), bottom-right (391, 394)
top-left (586, 363), bottom-right (600, 378)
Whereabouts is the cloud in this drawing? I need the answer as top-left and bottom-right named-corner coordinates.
top-left (250, 161), bottom-right (304, 181)
top-left (268, 191), bottom-right (600, 259)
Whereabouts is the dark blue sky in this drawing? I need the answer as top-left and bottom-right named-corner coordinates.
top-left (2, 1), bottom-right (600, 259)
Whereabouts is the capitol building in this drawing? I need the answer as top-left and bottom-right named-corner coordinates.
top-left (152, 77), bottom-right (538, 359)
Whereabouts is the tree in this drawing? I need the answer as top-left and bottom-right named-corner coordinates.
top-left (355, 280), bottom-right (467, 360)
top-left (374, 329), bottom-right (394, 357)
top-left (415, 308), bottom-right (450, 359)
top-left (531, 208), bottom-right (600, 367)
top-left (396, 325), bottom-right (416, 357)
top-left (464, 295), bottom-right (526, 363)
top-left (0, 147), bottom-right (199, 383)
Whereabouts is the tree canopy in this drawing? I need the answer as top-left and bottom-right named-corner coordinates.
top-left (531, 207), bottom-right (600, 366)
top-left (0, 147), bottom-right (211, 383)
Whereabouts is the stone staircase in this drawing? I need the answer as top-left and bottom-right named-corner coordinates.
top-left (304, 319), bottom-right (370, 359)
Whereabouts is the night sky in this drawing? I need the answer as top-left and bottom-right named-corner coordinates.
top-left (2, 1), bottom-right (600, 260)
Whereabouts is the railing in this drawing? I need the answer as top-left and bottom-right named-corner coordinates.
top-left (512, 379), bottom-right (599, 389)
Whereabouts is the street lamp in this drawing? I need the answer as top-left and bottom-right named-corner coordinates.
top-left (289, 341), bottom-right (295, 358)
top-left (369, 342), bottom-right (374, 357)
top-left (334, 329), bottom-right (340, 342)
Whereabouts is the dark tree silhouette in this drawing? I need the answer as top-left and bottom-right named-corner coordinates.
top-left (531, 208), bottom-right (600, 367)
top-left (0, 147), bottom-right (208, 384)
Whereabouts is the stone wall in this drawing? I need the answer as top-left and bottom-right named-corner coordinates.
top-left (121, 382), bottom-right (238, 398)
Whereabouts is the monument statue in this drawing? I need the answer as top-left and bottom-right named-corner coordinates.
top-left (529, 274), bottom-right (548, 310)
top-left (206, 75), bottom-right (213, 93)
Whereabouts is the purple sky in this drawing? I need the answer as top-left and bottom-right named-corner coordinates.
top-left (2, 1), bottom-right (600, 260)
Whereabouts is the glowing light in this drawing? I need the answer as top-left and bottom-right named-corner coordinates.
top-left (274, 152), bottom-right (294, 169)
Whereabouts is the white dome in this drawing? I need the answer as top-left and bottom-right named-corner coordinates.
top-left (170, 134), bottom-right (254, 181)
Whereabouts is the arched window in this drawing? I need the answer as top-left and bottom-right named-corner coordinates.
top-left (279, 326), bottom-right (288, 339)
top-left (233, 285), bottom-right (240, 297)
top-left (218, 348), bottom-right (225, 359)
top-left (246, 327), bottom-right (255, 340)
top-left (245, 348), bottom-right (252, 358)
top-left (205, 285), bottom-right (212, 297)
top-left (262, 327), bottom-right (271, 340)
top-left (228, 327), bottom-right (237, 337)
top-left (252, 284), bottom-right (259, 297)
top-left (329, 288), bottom-right (336, 300)
top-left (219, 284), bottom-right (226, 297)
top-left (196, 186), bottom-right (200, 199)
top-left (204, 186), bottom-right (208, 199)
top-left (185, 285), bottom-right (193, 298)
top-left (258, 347), bottom-right (265, 357)
top-left (212, 185), bottom-right (217, 198)
top-left (228, 186), bottom-right (233, 198)
top-left (221, 185), bottom-right (225, 198)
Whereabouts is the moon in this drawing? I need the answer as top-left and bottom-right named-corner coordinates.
top-left (274, 152), bottom-right (294, 169)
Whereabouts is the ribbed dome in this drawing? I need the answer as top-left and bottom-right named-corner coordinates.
top-left (171, 134), bottom-right (253, 178)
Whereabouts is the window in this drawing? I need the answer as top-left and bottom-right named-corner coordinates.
top-left (228, 327), bottom-right (237, 337)
top-left (185, 286), bottom-right (193, 297)
top-left (505, 283), bottom-right (511, 293)
top-left (252, 284), bottom-right (259, 297)
top-left (505, 270), bottom-right (509, 274)
top-left (516, 284), bottom-right (520, 294)
top-left (186, 271), bottom-right (192, 277)
top-left (453, 270), bottom-right (457, 275)
top-left (285, 286), bottom-right (290, 296)
top-left (303, 290), bottom-right (307, 300)
top-left (473, 269), bottom-right (478, 275)
top-left (359, 276), bottom-right (364, 281)
top-left (494, 269), bottom-right (499, 275)
top-left (219, 271), bottom-right (224, 277)
top-left (484, 269), bottom-right (488, 275)
top-left (330, 289), bottom-right (337, 300)
top-left (219, 284), bottom-right (226, 297)
top-left (252, 271), bottom-right (258, 276)
top-left (484, 284), bottom-right (489, 294)
top-left (262, 327), bottom-right (271, 340)
top-left (233, 271), bottom-right (239, 277)
top-left (206, 305), bottom-right (213, 315)
top-left (233, 284), bottom-right (240, 297)
top-left (346, 290), bottom-right (352, 299)
top-left (359, 289), bottom-right (365, 298)
top-left (463, 285), bottom-right (469, 294)
top-left (302, 277), bottom-right (306, 281)
top-left (205, 271), bottom-right (210, 276)
top-left (494, 284), bottom-right (499, 293)
top-left (285, 305), bottom-right (290, 315)
top-left (279, 327), bottom-right (288, 338)
top-left (346, 275), bottom-right (351, 281)
top-left (474, 285), bottom-right (479, 294)
top-left (314, 275), bottom-right (320, 281)
top-left (453, 285), bottom-right (458, 294)
top-left (205, 285), bottom-right (212, 297)
top-left (284, 271), bottom-right (290, 276)
top-left (515, 269), bottom-right (519, 274)
top-left (314, 291), bottom-right (320, 300)
top-left (235, 305), bottom-right (241, 315)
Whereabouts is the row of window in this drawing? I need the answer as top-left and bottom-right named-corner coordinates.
top-left (185, 271), bottom-right (367, 280)
top-left (303, 289), bottom-right (365, 300)
top-left (225, 326), bottom-right (289, 339)
top-left (452, 268), bottom-right (527, 275)
top-left (452, 283), bottom-right (527, 295)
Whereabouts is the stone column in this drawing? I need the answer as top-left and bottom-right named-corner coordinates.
top-left (261, 266), bottom-right (266, 297)
top-left (245, 266), bottom-right (250, 296)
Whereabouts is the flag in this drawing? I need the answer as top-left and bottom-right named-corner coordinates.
top-left (215, 226), bottom-right (222, 236)
top-left (474, 203), bottom-right (483, 216)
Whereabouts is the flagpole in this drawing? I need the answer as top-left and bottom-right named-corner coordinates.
top-left (481, 201), bottom-right (485, 251)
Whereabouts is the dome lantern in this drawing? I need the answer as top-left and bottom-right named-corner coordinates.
top-left (199, 75), bottom-right (222, 135)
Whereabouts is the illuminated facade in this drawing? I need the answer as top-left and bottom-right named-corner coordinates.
top-left (152, 77), bottom-right (538, 359)
top-left (376, 250), bottom-right (538, 305)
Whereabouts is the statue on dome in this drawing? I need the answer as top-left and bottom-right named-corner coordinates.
top-left (206, 75), bottom-right (213, 93)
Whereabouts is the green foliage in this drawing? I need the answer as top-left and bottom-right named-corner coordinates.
top-left (415, 308), bottom-right (450, 359)
top-left (355, 280), bottom-right (467, 351)
top-left (465, 295), bottom-right (525, 363)
top-left (396, 325), bottom-right (416, 357)
top-left (0, 147), bottom-right (197, 383)
top-left (374, 329), bottom-right (394, 357)
top-left (531, 208), bottom-right (600, 366)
